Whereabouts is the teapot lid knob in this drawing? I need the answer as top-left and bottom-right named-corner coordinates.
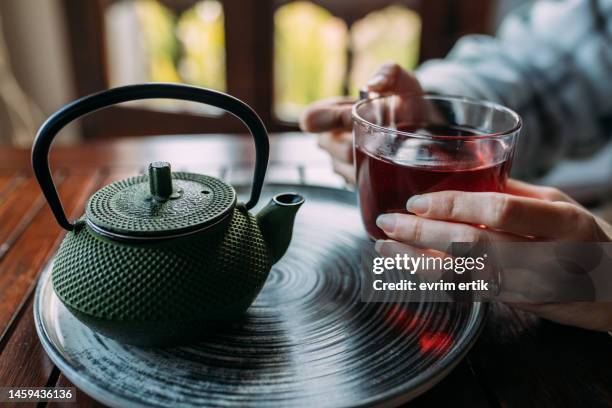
top-left (149, 162), bottom-right (173, 201)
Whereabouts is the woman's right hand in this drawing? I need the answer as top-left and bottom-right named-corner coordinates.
top-left (299, 63), bottom-right (423, 184)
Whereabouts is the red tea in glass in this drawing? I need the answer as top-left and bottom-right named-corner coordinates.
top-left (352, 95), bottom-right (521, 240)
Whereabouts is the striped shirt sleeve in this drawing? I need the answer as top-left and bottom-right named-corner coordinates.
top-left (416, 0), bottom-right (612, 178)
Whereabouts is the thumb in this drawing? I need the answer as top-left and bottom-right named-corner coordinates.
top-left (366, 63), bottom-right (422, 95)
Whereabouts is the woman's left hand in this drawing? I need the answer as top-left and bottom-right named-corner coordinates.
top-left (376, 179), bottom-right (612, 247)
top-left (375, 179), bottom-right (612, 332)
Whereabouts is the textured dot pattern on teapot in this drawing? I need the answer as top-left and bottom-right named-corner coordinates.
top-left (51, 208), bottom-right (272, 321)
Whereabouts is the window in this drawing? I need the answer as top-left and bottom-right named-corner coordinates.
top-left (62, 0), bottom-right (494, 138)
top-left (349, 5), bottom-right (421, 96)
top-left (274, 2), bottom-right (348, 121)
top-left (273, 2), bottom-right (421, 122)
top-left (106, 0), bottom-right (226, 91)
top-left (105, 0), bottom-right (226, 115)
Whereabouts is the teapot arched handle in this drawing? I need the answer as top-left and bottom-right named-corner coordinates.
top-left (32, 83), bottom-right (270, 231)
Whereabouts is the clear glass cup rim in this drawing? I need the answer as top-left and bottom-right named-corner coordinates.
top-left (352, 93), bottom-right (523, 141)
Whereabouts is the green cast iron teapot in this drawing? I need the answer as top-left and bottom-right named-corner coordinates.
top-left (32, 84), bottom-right (304, 347)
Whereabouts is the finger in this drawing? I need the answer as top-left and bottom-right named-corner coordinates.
top-left (405, 190), bottom-right (591, 239)
top-left (317, 131), bottom-right (353, 163)
top-left (376, 213), bottom-right (525, 251)
top-left (505, 179), bottom-right (575, 203)
top-left (366, 62), bottom-right (423, 95)
top-left (331, 158), bottom-right (355, 185)
top-left (300, 98), bottom-right (355, 132)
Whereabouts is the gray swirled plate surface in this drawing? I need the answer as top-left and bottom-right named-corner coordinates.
top-left (34, 184), bottom-right (486, 408)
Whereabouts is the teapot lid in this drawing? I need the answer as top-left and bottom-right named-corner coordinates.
top-left (85, 162), bottom-right (236, 239)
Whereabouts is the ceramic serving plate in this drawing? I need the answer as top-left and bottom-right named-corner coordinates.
top-left (34, 184), bottom-right (486, 408)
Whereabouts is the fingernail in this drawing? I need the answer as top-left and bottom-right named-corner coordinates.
top-left (376, 214), bottom-right (396, 232)
top-left (367, 74), bottom-right (387, 89)
top-left (374, 239), bottom-right (396, 257)
top-left (406, 195), bottom-right (429, 214)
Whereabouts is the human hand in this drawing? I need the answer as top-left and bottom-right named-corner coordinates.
top-left (299, 63), bottom-right (422, 184)
top-left (375, 179), bottom-right (612, 331)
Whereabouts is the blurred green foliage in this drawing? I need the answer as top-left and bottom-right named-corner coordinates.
top-left (274, 1), bottom-right (348, 121)
top-left (131, 0), bottom-right (226, 90)
top-left (176, 1), bottom-right (226, 90)
top-left (133, 0), bottom-right (181, 83)
top-left (274, 2), bottom-right (421, 120)
top-left (109, 0), bottom-right (421, 121)
top-left (349, 5), bottom-right (421, 95)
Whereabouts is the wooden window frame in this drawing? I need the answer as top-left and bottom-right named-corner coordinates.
top-left (62, 0), bottom-right (494, 139)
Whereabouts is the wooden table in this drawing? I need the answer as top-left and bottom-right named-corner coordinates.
top-left (1, 133), bottom-right (611, 408)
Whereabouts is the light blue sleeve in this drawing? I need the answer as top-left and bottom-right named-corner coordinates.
top-left (416, 0), bottom-right (612, 178)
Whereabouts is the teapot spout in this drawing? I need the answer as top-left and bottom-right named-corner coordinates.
top-left (256, 193), bottom-right (305, 264)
